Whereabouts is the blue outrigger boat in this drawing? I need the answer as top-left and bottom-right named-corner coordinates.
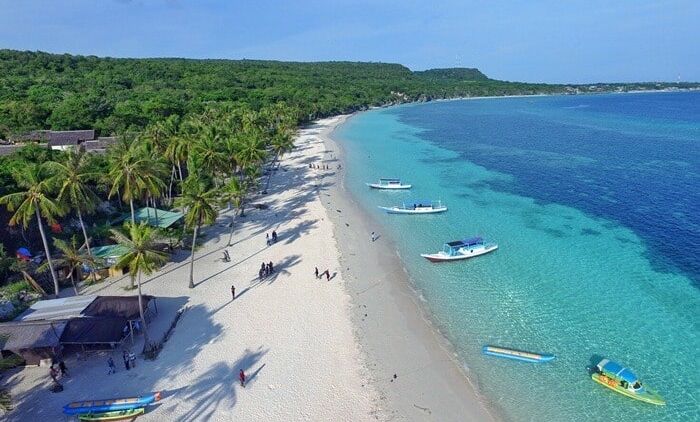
top-left (482, 345), bottom-right (555, 363)
top-left (63, 392), bottom-right (161, 415)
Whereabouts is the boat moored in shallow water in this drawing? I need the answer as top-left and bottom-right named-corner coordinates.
top-left (421, 237), bottom-right (497, 262)
top-left (379, 200), bottom-right (447, 214)
top-left (366, 178), bottom-right (412, 190)
top-left (591, 359), bottom-right (665, 405)
top-left (482, 345), bottom-right (555, 363)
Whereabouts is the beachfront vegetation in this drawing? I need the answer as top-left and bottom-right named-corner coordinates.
top-left (0, 48), bottom-right (697, 299)
top-left (0, 163), bottom-right (66, 295)
top-left (3, 49), bottom-right (698, 139)
top-left (111, 222), bottom-right (168, 347)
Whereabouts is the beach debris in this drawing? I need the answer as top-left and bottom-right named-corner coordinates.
top-left (413, 404), bottom-right (431, 414)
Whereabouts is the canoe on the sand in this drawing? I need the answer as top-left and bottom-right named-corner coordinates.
top-left (78, 408), bottom-right (145, 421)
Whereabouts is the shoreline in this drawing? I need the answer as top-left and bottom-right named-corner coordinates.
top-left (368, 87), bottom-right (700, 111)
top-left (315, 115), bottom-right (497, 421)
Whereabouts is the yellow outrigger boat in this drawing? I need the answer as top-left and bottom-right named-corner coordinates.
top-left (591, 359), bottom-right (665, 405)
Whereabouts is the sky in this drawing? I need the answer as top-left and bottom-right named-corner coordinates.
top-left (0, 0), bottom-right (698, 83)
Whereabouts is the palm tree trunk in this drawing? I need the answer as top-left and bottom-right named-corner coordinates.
top-left (70, 270), bottom-right (79, 296)
top-left (168, 165), bottom-right (176, 204)
top-left (263, 154), bottom-right (278, 193)
top-left (77, 209), bottom-right (97, 285)
top-left (130, 199), bottom-right (136, 225)
top-left (177, 162), bottom-right (184, 182)
top-left (136, 272), bottom-right (150, 347)
top-left (227, 209), bottom-right (238, 246)
top-left (153, 201), bottom-right (159, 227)
top-left (35, 209), bottom-right (59, 296)
top-left (188, 224), bottom-right (198, 288)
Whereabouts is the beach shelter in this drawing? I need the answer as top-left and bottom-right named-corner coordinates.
top-left (90, 244), bottom-right (130, 277)
top-left (0, 321), bottom-right (67, 365)
top-left (117, 207), bottom-right (184, 229)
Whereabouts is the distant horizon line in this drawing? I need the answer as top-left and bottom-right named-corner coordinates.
top-left (2, 47), bottom-right (697, 85)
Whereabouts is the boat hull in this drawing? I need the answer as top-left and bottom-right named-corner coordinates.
top-left (591, 373), bottom-right (665, 405)
top-left (78, 408), bottom-right (145, 421)
top-left (64, 392), bottom-right (161, 415)
top-left (379, 206), bottom-right (447, 214)
top-left (421, 245), bottom-right (498, 262)
top-left (482, 345), bottom-right (555, 363)
top-left (366, 183), bottom-right (412, 190)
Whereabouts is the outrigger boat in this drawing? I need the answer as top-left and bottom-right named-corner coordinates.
top-left (591, 359), bottom-right (665, 405)
top-left (366, 178), bottom-right (412, 190)
top-left (63, 392), bottom-right (161, 415)
top-left (379, 200), bottom-right (447, 214)
top-left (421, 237), bottom-right (497, 262)
top-left (78, 408), bottom-right (145, 421)
top-left (482, 345), bottom-right (555, 363)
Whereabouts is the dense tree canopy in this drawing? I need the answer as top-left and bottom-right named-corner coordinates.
top-left (2, 49), bottom-right (695, 138)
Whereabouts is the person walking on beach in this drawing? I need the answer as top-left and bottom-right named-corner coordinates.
top-left (268, 261), bottom-right (274, 274)
top-left (272, 230), bottom-right (277, 243)
top-left (123, 350), bottom-right (130, 370)
top-left (231, 285), bottom-right (236, 300)
top-left (128, 351), bottom-right (136, 368)
top-left (266, 233), bottom-right (270, 246)
top-left (371, 232), bottom-right (376, 242)
top-left (58, 360), bottom-right (69, 377)
top-left (107, 357), bottom-right (116, 374)
top-left (239, 369), bottom-right (246, 387)
top-left (315, 267), bottom-right (319, 279)
top-left (49, 365), bottom-right (60, 383)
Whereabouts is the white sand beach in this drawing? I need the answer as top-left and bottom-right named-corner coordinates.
top-left (4, 115), bottom-right (493, 421)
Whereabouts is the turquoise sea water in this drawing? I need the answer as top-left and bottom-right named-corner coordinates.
top-left (334, 92), bottom-right (700, 421)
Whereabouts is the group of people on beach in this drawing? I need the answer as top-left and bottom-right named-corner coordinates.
top-left (266, 230), bottom-right (278, 246)
top-left (309, 163), bottom-right (341, 170)
top-left (49, 359), bottom-right (69, 391)
top-left (259, 261), bottom-right (275, 279)
top-left (104, 350), bottom-right (135, 375)
top-left (314, 267), bottom-right (332, 281)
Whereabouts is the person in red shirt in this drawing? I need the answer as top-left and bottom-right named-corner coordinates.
top-left (239, 369), bottom-right (246, 387)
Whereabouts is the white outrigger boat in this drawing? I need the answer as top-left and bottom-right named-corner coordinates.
top-left (366, 178), bottom-right (412, 190)
top-left (421, 237), bottom-right (498, 262)
top-left (378, 200), bottom-right (447, 214)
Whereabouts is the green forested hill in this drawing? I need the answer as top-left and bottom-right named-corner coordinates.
top-left (414, 67), bottom-right (489, 81)
top-left (0, 49), bottom-right (697, 138)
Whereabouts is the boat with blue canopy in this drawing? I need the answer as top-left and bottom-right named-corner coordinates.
top-left (366, 178), bottom-right (412, 190)
top-left (421, 236), bottom-right (498, 262)
top-left (591, 359), bottom-right (665, 405)
top-left (378, 200), bottom-right (447, 214)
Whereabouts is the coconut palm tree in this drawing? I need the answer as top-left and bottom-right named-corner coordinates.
top-left (175, 175), bottom-right (219, 288)
top-left (220, 177), bottom-right (247, 247)
top-left (0, 163), bottom-right (65, 296)
top-left (111, 222), bottom-right (168, 346)
top-left (263, 125), bottom-right (295, 193)
top-left (108, 139), bottom-right (167, 224)
top-left (40, 236), bottom-right (100, 295)
top-left (191, 124), bottom-right (229, 186)
top-left (46, 150), bottom-right (100, 283)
